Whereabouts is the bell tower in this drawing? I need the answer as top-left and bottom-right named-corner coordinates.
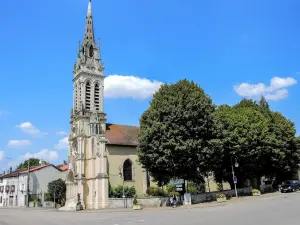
top-left (64, 0), bottom-right (109, 210)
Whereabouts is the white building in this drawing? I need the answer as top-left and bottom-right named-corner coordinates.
top-left (0, 164), bottom-right (66, 207)
top-left (0, 169), bottom-right (18, 207)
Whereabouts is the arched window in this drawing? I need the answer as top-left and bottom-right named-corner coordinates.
top-left (89, 45), bottom-right (94, 57)
top-left (85, 82), bottom-right (91, 110)
top-left (94, 83), bottom-right (100, 111)
top-left (123, 159), bottom-right (133, 181)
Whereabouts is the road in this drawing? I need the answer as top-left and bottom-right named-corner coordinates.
top-left (0, 192), bottom-right (299, 225)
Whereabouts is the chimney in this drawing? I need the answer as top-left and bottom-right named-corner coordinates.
top-left (9, 167), bottom-right (12, 173)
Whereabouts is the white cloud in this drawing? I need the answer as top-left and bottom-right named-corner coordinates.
top-left (0, 151), bottom-right (4, 161)
top-left (21, 149), bottom-right (59, 162)
top-left (56, 131), bottom-right (68, 136)
top-left (55, 137), bottom-right (69, 150)
top-left (234, 77), bottom-right (297, 101)
top-left (7, 140), bottom-right (32, 148)
top-left (104, 75), bottom-right (163, 100)
top-left (17, 122), bottom-right (48, 138)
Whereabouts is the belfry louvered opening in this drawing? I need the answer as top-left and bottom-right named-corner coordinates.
top-left (85, 82), bottom-right (91, 110)
top-left (94, 83), bottom-right (100, 111)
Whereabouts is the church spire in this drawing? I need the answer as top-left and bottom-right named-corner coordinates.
top-left (84, 0), bottom-right (95, 44)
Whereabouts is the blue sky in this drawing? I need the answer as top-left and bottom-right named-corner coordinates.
top-left (0, 0), bottom-right (299, 170)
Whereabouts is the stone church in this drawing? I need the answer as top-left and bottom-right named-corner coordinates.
top-left (62, 1), bottom-right (148, 210)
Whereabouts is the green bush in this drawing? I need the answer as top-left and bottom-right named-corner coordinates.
top-left (252, 189), bottom-right (260, 194)
top-left (133, 195), bottom-right (138, 205)
top-left (146, 186), bottom-right (166, 196)
top-left (166, 184), bottom-right (176, 194)
top-left (44, 193), bottom-right (52, 201)
top-left (110, 185), bottom-right (136, 198)
top-left (217, 194), bottom-right (226, 198)
top-left (187, 182), bottom-right (202, 194)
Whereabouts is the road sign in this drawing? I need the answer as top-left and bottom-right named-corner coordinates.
top-left (233, 176), bottom-right (237, 184)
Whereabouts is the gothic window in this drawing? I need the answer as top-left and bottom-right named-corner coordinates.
top-left (85, 81), bottom-right (91, 110)
top-left (123, 159), bottom-right (133, 181)
top-left (89, 45), bottom-right (94, 57)
top-left (94, 83), bottom-right (100, 111)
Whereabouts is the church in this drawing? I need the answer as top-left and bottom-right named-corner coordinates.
top-left (63, 1), bottom-right (149, 210)
top-left (62, 0), bottom-right (230, 211)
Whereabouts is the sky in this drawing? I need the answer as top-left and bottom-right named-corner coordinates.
top-left (0, 0), bottom-right (299, 170)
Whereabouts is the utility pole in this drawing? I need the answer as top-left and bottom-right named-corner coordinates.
top-left (26, 161), bottom-right (30, 207)
top-left (53, 185), bottom-right (56, 209)
top-left (119, 166), bottom-right (125, 208)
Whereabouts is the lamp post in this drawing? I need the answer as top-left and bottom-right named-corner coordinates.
top-left (231, 156), bottom-right (239, 198)
top-left (118, 166), bottom-right (125, 208)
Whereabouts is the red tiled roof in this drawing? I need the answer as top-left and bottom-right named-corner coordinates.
top-left (18, 164), bottom-right (61, 174)
top-left (104, 124), bottom-right (139, 146)
top-left (59, 164), bottom-right (68, 171)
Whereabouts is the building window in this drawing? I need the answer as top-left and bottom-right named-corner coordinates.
top-left (85, 82), bottom-right (91, 110)
top-left (94, 83), bottom-right (100, 111)
top-left (89, 45), bottom-right (94, 57)
top-left (123, 159), bottom-right (133, 181)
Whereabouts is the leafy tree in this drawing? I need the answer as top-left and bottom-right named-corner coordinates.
top-left (213, 104), bottom-right (270, 188)
top-left (16, 158), bottom-right (47, 170)
top-left (138, 79), bottom-right (219, 183)
top-left (214, 98), bottom-right (300, 188)
top-left (259, 96), bottom-right (270, 109)
top-left (47, 179), bottom-right (66, 205)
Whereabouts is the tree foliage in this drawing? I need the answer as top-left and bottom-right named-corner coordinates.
top-left (109, 185), bottom-right (136, 198)
top-left (16, 158), bottom-right (47, 170)
top-left (138, 79), bottom-right (218, 183)
top-left (47, 178), bottom-right (66, 205)
top-left (213, 97), bottom-right (300, 188)
top-left (138, 79), bottom-right (299, 190)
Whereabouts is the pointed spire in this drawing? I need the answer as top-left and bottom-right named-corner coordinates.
top-left (87, 0), bottom-right (92, 17)
top-left (84, 0), bottom-right (95, 44)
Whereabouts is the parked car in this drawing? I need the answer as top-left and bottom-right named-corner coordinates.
top-left (280, 180), bottom-right (300, 193)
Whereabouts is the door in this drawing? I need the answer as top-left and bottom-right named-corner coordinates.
top-left (9, 196), bottom-right (13, 206)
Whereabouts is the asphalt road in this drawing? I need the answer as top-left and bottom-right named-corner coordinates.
top-left (0, 192), bottom-right (299, 225)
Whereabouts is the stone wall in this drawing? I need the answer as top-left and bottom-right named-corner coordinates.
top-left (109, 187), bottom-right (253, 208)
top-left (109, 197), bottom-right (171, 208)
top-left (191, 187), bottom-right (253, 204)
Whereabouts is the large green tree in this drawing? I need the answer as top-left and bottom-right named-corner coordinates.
top-left (138, 79), bottom-right (219, 183)
top-left (214, 98), bottom-right (300, 188)
top-left (213, 103), bottom-right (270, 187)
top-left (47, 179), bottom-right (66, 205)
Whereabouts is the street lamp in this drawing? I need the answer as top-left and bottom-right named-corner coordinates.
top-left (118, 166), bottom-right (125, 208)
top-left (231, 156), bottom-right (239, 198)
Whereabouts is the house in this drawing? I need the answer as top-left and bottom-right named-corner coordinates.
top-left (0, 168), bottom-right (21, 207)
top-left (0, 164), bottom-right (65, 207)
